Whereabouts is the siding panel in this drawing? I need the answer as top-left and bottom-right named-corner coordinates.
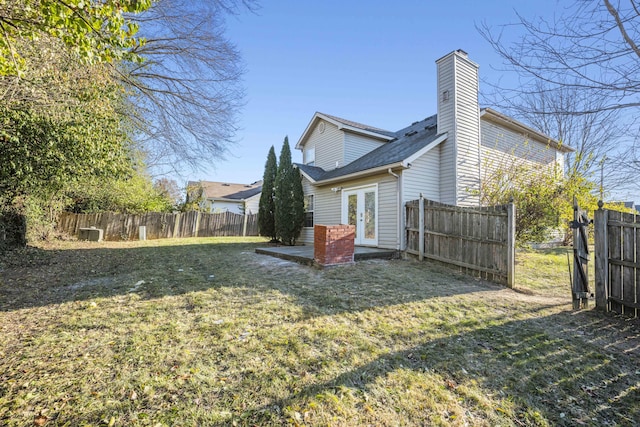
top-left (481, 120), bottom-right (557, 180)
top-left (403, 149), bottom-right (440, 203)
top-left (310, 120), bottom-right (344, 171)
top-left (344, 133), bottom-right (386, 165)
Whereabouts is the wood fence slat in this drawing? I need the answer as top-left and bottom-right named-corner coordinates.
top-left (608, 210), bottom-right (623, 314)
top-left (622, 213), bottom-right (636, 315)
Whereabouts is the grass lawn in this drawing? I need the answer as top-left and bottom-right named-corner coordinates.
top-left (1, 238), bottom-right (639, 426)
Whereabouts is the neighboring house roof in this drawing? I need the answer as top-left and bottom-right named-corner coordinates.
top-left (297, 115), bottom-right (448, 184)
top-left (188, 180), bottom-right (262, 201)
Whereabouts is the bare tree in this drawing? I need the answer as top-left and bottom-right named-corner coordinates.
top-left (477, 0), bottom-right (640, 199)
top-left (119, 0), bottom-right (258, 172)
top-left (478, 0), bottom-right (640, 115)
top-left (483, 79), bottom-right (631, 182)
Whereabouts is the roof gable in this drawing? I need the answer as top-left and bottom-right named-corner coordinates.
top-left (297, 115), bottom-right (447, 184)
top-left (295, 112), bottom-right (396, 150)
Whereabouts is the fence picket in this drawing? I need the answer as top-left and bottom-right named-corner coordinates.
top-left (608, 210), bottom-right (623, 314)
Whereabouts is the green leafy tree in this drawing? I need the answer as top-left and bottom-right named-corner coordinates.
top-left (482, 162), bottom-right (572, 245)
top-left (274, 137), bottom-right (304, 246)
top-left (65, 170), bottom-right (176, 214)
top-left (258, 145), bottom-right (278, 241)
top-left (182, 183), bottom-right (206, 212)
top-left (0, 0), bottom-right (152, 76)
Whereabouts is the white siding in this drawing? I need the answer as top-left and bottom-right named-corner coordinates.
top-left (454, 61), bottom-right (481, 206)
top-left (481, 119), bottom-right (558, 180)
top-left (209, 200), bottom-right (243, 214)
top-left (402, 149), bottom-right (440, 203)
top-left (309, 120), bottom-right (344, 171)
top-left (436, 50), bottom-right (481, 207)
top-left (344, 132), bottom-right (386, 165)
top-left (244, 193), bottom-right (260, 215)
top-left (436, 53), bottom-right (457, 205)
top-left (298, 177), bottom-right (342, 245)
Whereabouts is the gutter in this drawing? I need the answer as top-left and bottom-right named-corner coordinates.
top-left (314, 161), bottom-right (409, 186)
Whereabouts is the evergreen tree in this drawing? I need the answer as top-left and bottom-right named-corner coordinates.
top-left (274, 137), bottom-right (305, 246)
top-left (258, 145), bottom-right (278, 241)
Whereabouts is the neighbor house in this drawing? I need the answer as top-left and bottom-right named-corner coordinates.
top-left (295, 49), bottom-right (573, 250)
top-left (187, 180), bottom-right (262, 215)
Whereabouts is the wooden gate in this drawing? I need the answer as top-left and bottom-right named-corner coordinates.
top-left (594, 204), bottom-right (640, 316)
top-left (571, 199), bottom-right (591, 309)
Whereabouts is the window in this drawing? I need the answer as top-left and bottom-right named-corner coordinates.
top-left (305, 147), bottom-right (315, 166)
top-left (304, 194), bottom-right (314, 227)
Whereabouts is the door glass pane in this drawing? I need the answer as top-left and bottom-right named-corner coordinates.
top-left (364, 191), bottom-right (375, 239)
top-left (348, 194), bottom-right (358, 238)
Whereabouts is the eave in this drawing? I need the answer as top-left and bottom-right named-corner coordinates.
top-left (480, 108), bottom-right (575, 153)
top-left (296, 112), bottom-right (395, 150)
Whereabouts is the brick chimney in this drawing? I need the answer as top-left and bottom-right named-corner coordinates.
top-left (435, 50), bottom-right (481, 206)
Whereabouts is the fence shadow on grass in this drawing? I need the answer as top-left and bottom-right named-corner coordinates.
top-left (0, 240), bottom-right (501, 315)
top-left (224, 309), bottom-right (640, 426)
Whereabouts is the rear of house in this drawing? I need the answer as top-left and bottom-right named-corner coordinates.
top-left (295, 50), bottom-right (572, 250)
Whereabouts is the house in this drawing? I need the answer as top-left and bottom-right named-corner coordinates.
top-left (187, 180), bottom-right (262, 214)
top-left (295, 49), bottom-right (573, 250)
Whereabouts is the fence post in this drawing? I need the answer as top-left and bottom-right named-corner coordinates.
top-left (419, 194), bottom-right (425, 261)
top-left (594, 203), bottom-right (608, 311)
top-left (506, 202), bottom-right (516, 288)
top-left (242, 212), bottom-right (248, 237)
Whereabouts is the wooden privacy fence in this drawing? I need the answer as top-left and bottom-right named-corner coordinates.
top-left (58, 211), bottom-right (258, 241)
top-left (405, 196), bottom-right (515, 286)
top-left (594, 207), bottom-right (640, 316)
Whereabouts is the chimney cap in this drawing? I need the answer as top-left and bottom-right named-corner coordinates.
top-left (455, 49), bottom-right (468, 57)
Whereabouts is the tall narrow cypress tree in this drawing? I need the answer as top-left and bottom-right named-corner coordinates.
top-left (274, 136), bottom-right (305, 245)
top-left (258, 145), bottom-right (278, 241)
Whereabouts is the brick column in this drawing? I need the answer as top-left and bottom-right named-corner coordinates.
top-left (314, 224), bottom-right (355, 267)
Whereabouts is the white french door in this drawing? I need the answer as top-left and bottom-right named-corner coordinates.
top-left (342, 185), bottom-right (378, 246)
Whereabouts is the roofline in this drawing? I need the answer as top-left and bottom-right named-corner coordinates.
top-left (404, 133), bottom-right (448, 165)
top-left (296, 166), bottom-right (318, 184)
top-left (314, 162), bottom-right (408, 185)
top-left (298, 133), bottom-right (448, 186)
top-left (480, 108), bottom-right (575, 153)
top-left (295, 112), bottom-right (395, 150)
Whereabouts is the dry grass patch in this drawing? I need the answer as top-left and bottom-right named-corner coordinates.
top-left (1, 238), bottom-right (638, 426)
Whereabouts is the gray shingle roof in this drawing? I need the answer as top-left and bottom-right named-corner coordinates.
top-left (320, 113), bottom-right (397, 138)
top-left (296, 115), bottom-right (442, 183)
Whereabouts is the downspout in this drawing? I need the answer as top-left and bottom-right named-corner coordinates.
top-left (388, 168), bottom-right (401, 251)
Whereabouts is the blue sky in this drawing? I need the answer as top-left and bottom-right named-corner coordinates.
top-left (181, 1), bottom-right (561, 185)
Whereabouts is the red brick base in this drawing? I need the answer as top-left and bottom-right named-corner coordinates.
top-left (314, 224), bottom-right (355, 267)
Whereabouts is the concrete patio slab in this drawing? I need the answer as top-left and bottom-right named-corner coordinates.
top-left (255, 245), bottom-right (398, 266)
